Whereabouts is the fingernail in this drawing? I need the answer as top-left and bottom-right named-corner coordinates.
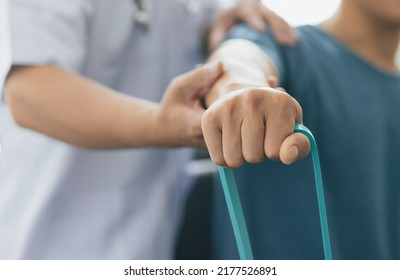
top-left (194, 64), bottom-right (203, 69)
top-left (288, 146), bottom-right (299, 161)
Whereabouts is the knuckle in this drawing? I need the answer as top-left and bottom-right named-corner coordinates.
top-left (277, 91), bottom-right (292, 105)
top-left (201, 110), bottom-right (211, 124)
top-left (265, 146), bottom-right (280, 160)
top-left (275, 92), bottom-right (296, 115)
top-left (212, 156), bottom-right (226, 167)
top-left (219, 96), bottom-right (239, 119)
top-left (225, 156), bottom-right (245, 168)
top-left (202, 107), bottom-right (219, 125)
top-left (293, 98), bottom-right (303, 120)
top-left (243, 90), bottom-right (264, 111)
top-left (243, 153), bottom-right (264, 164)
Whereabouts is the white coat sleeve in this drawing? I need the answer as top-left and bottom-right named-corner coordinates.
top-left (9, 0), bottom-right (92, 72)
top-left (0, 0), bottom-right (11, 94)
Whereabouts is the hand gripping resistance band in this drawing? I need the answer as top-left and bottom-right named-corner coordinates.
top-left (217, 123), bottom-right (332, 260)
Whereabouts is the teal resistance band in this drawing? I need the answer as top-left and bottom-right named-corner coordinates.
top-left (217, 123), bottom-right (333, 260)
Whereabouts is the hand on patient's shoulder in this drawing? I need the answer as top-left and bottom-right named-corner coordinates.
top-left (201, 79), bottom-right (310, 168)
top-left (208, 1), bottom-right (296, 51)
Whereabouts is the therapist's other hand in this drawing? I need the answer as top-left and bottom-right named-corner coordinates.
top-left (201, 82), bottom-right (310, 167)
top-left (157, 62), bottom-right (223, 149)
top-left (208, 1), bottom-right (296, 51)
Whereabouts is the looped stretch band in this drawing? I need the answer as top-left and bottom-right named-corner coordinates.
top-left (217, 123), bottom-right (333, 260)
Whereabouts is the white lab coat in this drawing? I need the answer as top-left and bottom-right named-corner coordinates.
top-left (0, 0), bottom-right (217, 259)
top-left (0, 0), bottom-right (11, 90)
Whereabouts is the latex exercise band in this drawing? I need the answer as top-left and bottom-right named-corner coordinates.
top-left (217, 123), bottom-right (332, 260)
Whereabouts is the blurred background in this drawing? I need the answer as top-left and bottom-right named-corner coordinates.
top-left (245, 0), bottom-right (340, 25)
top-left (263, 0), bottom-right (340, 25)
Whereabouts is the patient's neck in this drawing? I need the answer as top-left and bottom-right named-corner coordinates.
top-left (321, 2), bottom-right (400, 73)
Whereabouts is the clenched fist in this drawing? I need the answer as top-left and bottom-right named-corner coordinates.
top-left (202, 84), bottom-right (310, 167)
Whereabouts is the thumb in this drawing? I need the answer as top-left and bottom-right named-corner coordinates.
top-left (181, 61), bottom-right (224, 94)
top-left (280, 132), bottom-right (311, 165)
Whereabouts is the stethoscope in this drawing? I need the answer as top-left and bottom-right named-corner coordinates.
top-left (133, 0), bottom-right (203, 29)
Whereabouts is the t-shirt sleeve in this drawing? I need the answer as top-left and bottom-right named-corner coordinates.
top-left (9, 0), bottom-right (92, 72)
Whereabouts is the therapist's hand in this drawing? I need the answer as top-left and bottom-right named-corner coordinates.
top-left (208, 1), bottom-right (296, 51)
top-left (156, 62), bottom-right (223, 148)
top-left (201, 80), bottom-right (310, 167)
top-left (5, 63), bottom-right (222, 149)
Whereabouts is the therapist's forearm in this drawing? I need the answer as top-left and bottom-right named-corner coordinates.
top-left (205, 39), bottom-right (278, 107)
top-left (5, 65), bottom-right (166, 148)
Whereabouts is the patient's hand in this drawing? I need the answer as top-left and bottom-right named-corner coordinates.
top-left (201, 81), bottom-right (310, 167)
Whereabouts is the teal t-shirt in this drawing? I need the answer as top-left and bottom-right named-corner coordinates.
top-left (213, 24), bottom-right (400, 259)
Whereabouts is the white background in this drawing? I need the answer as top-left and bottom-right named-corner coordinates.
top-left (261, 0), bottom-right (340, 25)
top-left (220, 0), bottom-right (341, 26)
